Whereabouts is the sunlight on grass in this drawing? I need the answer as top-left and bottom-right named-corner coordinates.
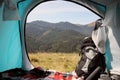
top-left (29, 52), bottom-right (80, 72)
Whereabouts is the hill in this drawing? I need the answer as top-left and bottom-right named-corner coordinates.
top-left (26, 21), bottom-right (94, 53)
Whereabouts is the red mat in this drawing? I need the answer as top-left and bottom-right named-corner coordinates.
top-left (0, 67), bottom-right (82, 80)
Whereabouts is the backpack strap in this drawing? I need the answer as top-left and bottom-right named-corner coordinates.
top-left (86, 47), bottom-right (104, 54)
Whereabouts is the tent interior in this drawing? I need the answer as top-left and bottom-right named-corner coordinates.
top-left (0, 0), bottom-right (120, 79)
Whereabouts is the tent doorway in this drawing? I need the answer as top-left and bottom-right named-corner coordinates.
top-left (25, 0), bottom-right (100, 72)
top-left (1, 0), bottom-right (120, 79)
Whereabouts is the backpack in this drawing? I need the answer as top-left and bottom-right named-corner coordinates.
top-left (75, 37), bottom-right (106, 80)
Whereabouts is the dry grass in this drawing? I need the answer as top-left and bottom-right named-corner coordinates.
top-left (29, 52), bottom-right (80, 72)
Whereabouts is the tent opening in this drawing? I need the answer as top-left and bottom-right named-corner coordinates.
top-left (1, 0), bottom-right (120, 79)
top-left (25, 0), bottom-right (100, 72)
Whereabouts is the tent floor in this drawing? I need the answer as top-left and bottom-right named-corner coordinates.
top-left (0, 67), bottom-right (78, 80)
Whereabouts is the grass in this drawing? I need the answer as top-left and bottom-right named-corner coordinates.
top-left (29, 52), bottom-right (80, 72)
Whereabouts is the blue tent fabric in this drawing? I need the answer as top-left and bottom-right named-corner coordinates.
top-left (103, 1), bottom-right (120, 74)
top-left (18, 0), bottom-right (34, 70)
top-left (0, 0), bottom-right (120, 74)
top-left (0, 5), bottom-right (22, 72)
top-left (105, 39), bottom-right (112, 70)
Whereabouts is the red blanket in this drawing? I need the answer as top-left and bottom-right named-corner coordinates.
top-left (0, 67), bottom-right (80, 80)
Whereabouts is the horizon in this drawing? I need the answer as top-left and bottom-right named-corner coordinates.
top-left (27, 0), bottom-right (100, 25)
top-left (26, 20), bottom-right (95, 26)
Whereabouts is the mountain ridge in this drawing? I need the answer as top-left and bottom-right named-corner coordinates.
top-left (26, 20), bottom-right (95, 53)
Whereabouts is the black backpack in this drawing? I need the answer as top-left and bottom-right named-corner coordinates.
top-left (75, 37), bottom-right (106, 80)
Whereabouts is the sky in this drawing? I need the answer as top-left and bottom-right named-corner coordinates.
top-left (27, 0), bottom-right (100, 24)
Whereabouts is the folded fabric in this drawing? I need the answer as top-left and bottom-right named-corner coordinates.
top-left (0, 0), bottom-right (20, 21)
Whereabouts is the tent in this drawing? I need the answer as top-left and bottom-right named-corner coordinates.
top-left (0, 0), bottom-right (120, 75)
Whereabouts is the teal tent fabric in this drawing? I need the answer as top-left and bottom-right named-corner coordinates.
top-left (105, 39), bottom-right (112, 70)
top-left (0, 0), bottom-right (119, 73)
top-left (0, 5), bottom-right (22, 72)
top-left (103, 1), bottom-right (120, 74)
top-left (18, 0), bottom-right (34, 70)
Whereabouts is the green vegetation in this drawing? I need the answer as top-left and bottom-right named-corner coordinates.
top-left (26, 21), bottom-right (93, 53)
top-left (26, 21), bottom-right (93, 72)
top-left (26, 29), bottom-right (85, 53)
top-left (29, 52), bottom-right (80, 72)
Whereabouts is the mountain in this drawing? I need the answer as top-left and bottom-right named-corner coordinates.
top-left (26, 20), bottom-right (94, 35)
top-left (26, 21), bottom-right (95, 53)
top-left (86, 22), bottom-right (95, 27)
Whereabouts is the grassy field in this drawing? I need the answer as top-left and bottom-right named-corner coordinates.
top-left (29, 52), bottom-right (80, 72)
